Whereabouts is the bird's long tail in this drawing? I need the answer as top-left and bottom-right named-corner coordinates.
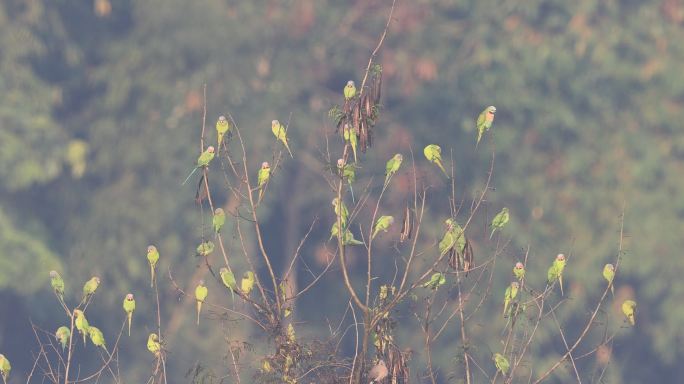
top-left (128, 313), bottom-right (132, 336)
top-left (182, 167), bottom-right (198, 185)
top-left (196, 301), bottom-right (202, 325)
top-left (349, 184), bottom-right (355, 203)
top-left (150, 265), bottom-right (155, 288)
top-left (437, 160), bottom-right (449, 177)
top-left (284, 140), bottom-right (294, 158)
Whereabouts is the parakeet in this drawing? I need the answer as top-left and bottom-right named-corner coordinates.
top-left (147, 333), bottom-right (161, 357)
top-left (622, 300), bottom-right (637, 326)
top-left (384, 153), bottom-right (403, 186)
top-left (490, 207), bottom-right (510, 239)
top-left (0, 354), bottom-right (10, 383)
top-left (343, 80), bottom-right (357, 100)
top-left (423, 144), bottom-right (448, 177)
top-left (88, 326), bottom-right (107, 351)
top-left (330, 222), bottom-right (364, 245)
top-left (503, 281), bottom-right (519, 317)
top-left (74, 309), bottom-right (89, 345)
top-left (513, 262), bottom-right (525, 281)
top-left (50, 270), bottom-right (65, 301)
top-left (196, 241), bottom-right (215, 257)
top-left (493, 353), bottom-right (509, 376)
top-left (195, 280), bottom-right (208, 325)
top-left (241, 271), bottom-right (255, 296)
top-left (343, 124), bottom-right (358, 163)
top-left (372, 215), bottom-right (395, 239)
top-left (271, 120), bottom-right (293, 158)
top-left (182, 146), bottom-right (216, 185)
top-left (55, 326), bottom-right (70, 351)
top-left (603, 263), bottom-right (615, 296)
top-left (123, 293), bottom-right (136, 336)
top-left (219, 267), bottom-right (237, 300)
top-left (336, 158), bottom-right (356, 202)
top-left (368, 360), bottom-right (388, 384)
top-left (332, 197), bottom-right (349, 228)
top-left (422, 272), bottom-right (446, 290)
top-left (213, 208), bottom-right (226, 234)
top-left (82, 276), bottom-right (100, 302)
top-left (476, 106), bottom-right (496, 145)
top-left (147, 245), bottom-right (159, 288)
top-left (547, 253), bottom-right (567, 295)
top-left (438, 219), bottom-right (465, 256)
top-left (257, 162), bottom-right (271, 200)
top-left (216, 115), bottom-right (230, 153)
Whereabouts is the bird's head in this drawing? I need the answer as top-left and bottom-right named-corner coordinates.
top-left (261, 161), bottom-right (270, 169)
top-left (215, 208), bottom-right (224, 215)
top-left (272, 119), bottom-right (279, 127)
top-left (487, 106), bottom-right (497, 114)
top-left (605, 263), bottom-right (614, 271)
top-left (207, 146), bottom-right (215, 153)
top-left (511, 282), bottom-right (519, 289)
top-left (50, 270), bottom-right (59, 278)
top-left (556, 253), bottom-right (565, 261)
top-left (126, 293), bottom-right (134, 301)
top-left (346, 80), bottom-right (355, 87)
top-left (147, 245), bottom-right (157, 254)
top-left (337, 158), bottom-right (345, 167)
top-left (218, 115), bottom-right (227, 123)
top-left (515, 262), bottom-right (524, 269)
top-left (198, 279), bottom-right (205, 286)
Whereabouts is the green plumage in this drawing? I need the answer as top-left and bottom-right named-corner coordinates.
top-left (74, 309), bottom-right (89, 345)
top-left (257, 162), bottom-right (271, 200)
top-left (438, 219), bottom-right (465, 256)
top-left (147, 245), bottom-right (159, 288)
top-left (343, 124), bottom-right (358, 162)
top-left (271, 120), bottom-right (293, 158)
top-left (476, 106), bottom-right (496, 145)
top-left (513, 262), bottom-right (525, 281)
top-left (0, 354), bottom-right (10, 383)
top-left (50, 270), bottom-right (65, 301)
top-left (493, 353), bottom-right (509, 375)
top-left (195, 280), bottom-right (208, 326)
top-left (490, 207), bottom-right (510, 238)
top-left (603, 263), bottom-right (615, 295)
top-left (216, 115), bottom-right (230, 153)
top-left (423, 144), bottom-right (448, 177)
top-left (182, 146), bottom-right (215, 185)
top-left (241, 271), bottom-right (255, 295)
top-left (55, 326), bottom-right (70, 351)
top-left (213, 208), bottom-right (226, 234)
top-left (332, 197), bottom-right (349, 228)
top-left (343, 80), bottom-right (356, 100)
top-left (372, 215), bottom-right (394, 239)
top-left (82, 276), bottom-right (100, 302)
top-left (123, 293), bottom-right (136, 336)
top-left (147, 333), bottom-right (161, 357)
top-left (503, 281), bottom-right (519, 317)
top-left (622, 299), bottom-right (636, 326)
top-left (88, 326), bottom-right (107, 351)
top-left (220, 267), bottom-right (237, 300)
top-left (547, 254), bottom-right (567, 295)
top-left (384, 153), bottom-right (403, 186)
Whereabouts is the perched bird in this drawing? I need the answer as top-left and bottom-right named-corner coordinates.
top-left (88, 326), bottom-right (107, 351)
top-left (195, 280), bottom-right (208, 325)
top-left (241, 271), bottom-right (255, 296)
top-left (257, 162), bottom-right (271, 201)
top-left (332, 197), bottom-right (349, 228)
top-left (196, 241), bottom-right (215, 257)
top-left (55, 326), bottom-right (70, 351)
top-left (439, 219), bottom-right (465, 256)
top-left (422, 272), bottom-right (447, 290)
top-left (622, 300), bottom-right (637, 326)
top-left (503, 281), bottom-right (519, 317)
top-left (123, 293), bottom-right (136, 336)
top-left (367, 359), bottom-right (388, 384)
top-left (337, 158), bottom-right (356, 201)
top-left (476, 106), bottom-right (496, 146)
top-left (213, 208), bottom-right (226, 234)
top-left (493, 353), bottom-right (509, 376)
top-left (490, 207), bottom-right (510, 239)
top-left (50, 270), bottom-right (65, 301)
top-left (182, 146), bottom-right (215, 185)
top-left (423, 144), bottom-right (448, 177)
top-left (372, 215), bottom-right (395, 240)
top-left (330, 222), bottom-right (364, 246)
top-left (603, 263), bottom-right (615, 296)
top-left (0, 354), bottom-right (10, 383)
top-left (147, 333), bottom-right (161, 357)
top-left (343, 124), bottom-right (358, 163)
top-left (513, 262), bottom-right (525, 281)
top-left (384, 154), bottom-right (403, 186)
top-left (216, 115), bottom-right (230, 154)
top-left (73, 309), bottom-right (90, 345)
top-left (147, 245), bottom-right (159, 288)
top-left (547, 254), bottom-right (567, 295)
top-left (343, 80), bottom-right (357, 100)
top-left (219, 267), bottom-right (237, 300)
top-left (82, 276), bottom-right (100, 302)
top-left (271, 120), bottom-right (293, 158)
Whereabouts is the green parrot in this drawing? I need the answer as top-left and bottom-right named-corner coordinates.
top-left (490, 207), bottom-right (510, 239)
top-left (343, 80), bottom-right (357, 100)
top-left (622, 299), bottom-right (636, 326)
top-left (513, 262), bottom-right (525, 281)
top-left (271, 119), bottom-right (293, 158)
top-left (74, 309), bottom-right (90, 345)
top-left (213, 208), bottom-right (226, 234)
top-left (241, 271), bottom-right (256, 296)
top-left (0, 354), bottom-right (10, 383)
top-left (196, 240), bottom-right (215, 257)
top-left (55, 326), bottom-right (70, 351)
top-left (331, 197), bottom-right (349, 228)
top-left (547, 253), bottom-right (567, 295)
top-left (503, 281), bottom-right (519, 317)
top-left (476, 106), bottom-right (496, 146)
top-left (195, 280), bottom-right (208, 326)
top-left (438, 218), bottom-right (465, 256)
top-left (82, 276), bottom-right (100, 302)
top-left (219, 267), bottom-right (237, 300)
top-left (123, 293), bottom-right (136, 336)
top-left (337, 158), bottom-right (356, 202)
top-left (50, 270), bottom-right (65, 301)
top-left (147, 333), bottom-right (161, 357)
top-left (216, 115), bottom-right (230, 153)
top-left (88, 326), bottom-right (107, 351)
top-left (330, 222), bottom-right (364, 245)
top-left (493, 353), bottom-right (509, 376)
top-left (372, 215), bottom-right (395, 239)
top-left (384, 153), bottom-right (403, 186)
top-left (343, 124), bottom-right (358, 163)
top-left (603, 263), bottom-right (615, 296)
top-left (147, 245), bottom-right (159, 288)
top-left (422, 272), bottom-right (446, 290)
top-left (182, 146), bottom-right (215, 185)
top-left (257, 161), bottom-right (271, 201)
top-left (423, 144), bottom-right (448, 177)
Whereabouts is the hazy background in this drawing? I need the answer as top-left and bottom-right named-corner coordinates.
top-left (1, 0), bottom-right (683, 382)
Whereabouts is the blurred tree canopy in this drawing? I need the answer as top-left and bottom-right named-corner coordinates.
top-left (1, 0), bottom-right (683, 382)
